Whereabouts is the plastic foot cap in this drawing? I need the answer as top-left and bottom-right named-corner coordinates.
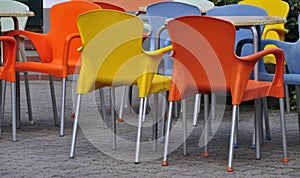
top-left (203, 152), bottom-right (210, 157)
top-left (162, 161), bottom-right (168, 166)
top-left (251, 144), bottom-right (256, 149)
top-left (29, 120), bottom-right (34, 125)
top-left (159, 138), bottom-right (165, 143)
top-left (134, 162), bottom-right (139, 164)
top-left (117, 118), bottom-right (123, 122)
top-left (227, 167), bottom-right (234, 172)
top-left (70, 113), bottom-right (75, 118)
top-left (60, 134), bottom-right (64, 137)
top-left (234, 143), bottom-right (238, 148)
top-left (282, 157), bottom-right (289, 163)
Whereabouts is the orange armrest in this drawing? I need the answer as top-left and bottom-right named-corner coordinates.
top-left (0, 36), bottom-right (17, 67)
top-left (62, 33), bottom-right (81, 65)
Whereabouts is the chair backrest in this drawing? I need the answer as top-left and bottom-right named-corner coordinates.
top-left (0, 0), bottom-right (29, 31)
top-left (40, 1), bottom-right (101, 63)
top-left (91, 1), bottom-right (126, 12)
top-left (173, 0), bottom-right (214, 11)
top-left (206, 4), bottom-right (268, 56)
top-left (259, 14), bottom-right (300, 75)
top-left (238, 0), bottom-right (289, 39)
top-left (76, 10), bottom-right (163, 96)
top-left (167, 16), bottom-right (256, 103)
top-left (146, 1), bottom-right (201, 51)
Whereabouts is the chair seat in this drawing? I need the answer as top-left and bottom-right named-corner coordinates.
top-left (16, 61), bottom-right (64, 77)
top-left (260, 73), bottom-right (300, 85)
top-left (148, 74), bottom-right (171, 95)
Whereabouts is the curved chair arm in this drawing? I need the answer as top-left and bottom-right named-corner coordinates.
top-left (0, 36), bottom-right (17, 82)
top-left (62, 33), bottom-right (81, 76)
top-left (262, 27), bottom-right (289, 40)
top-left (4, 30), bottom-right (47, 60)
top-left (145, 45), bottom-right (173, 57)
top-left (240, 48), bottom-right (284, 87)
top-left (260, 39), bottom-right (293, 50)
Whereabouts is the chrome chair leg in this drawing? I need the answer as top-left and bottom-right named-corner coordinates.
top-left (254, 99), bottom-right (262, 160)
top-left (99, 88), bottom-right (107, 128)
top-left (203, 94), bottom-right (209, 157)
top-left (295, 85), bottom-right (300, 140)
top-left (24, 72), bottom-right (33, 125)
top-left (227, 105), bottom-right (238, 172)
top-left (110, 88), bottom-right (116, 150)
top-left (60, 77), bottom-right (66, 136)
top-left (0, 80), bottom-right (3, 139)
top-left (263, 98), bottom-right (271, 140)
top-left (234, 106), bottom-right (239, 148)
top-left (70, 94), bottom-right (82, 158)
top-left (279, 98), bottom-right (288, 162)
top-left (152, 94), bottom-right (158, 152)
top-left (182, 99), bottom-right (187, 156)
top-left (135, 97), bottom-right (146, 164)
top-left (49, 75), bottom-right (59, 126)
top-left (193, 94), bottom-right (201, 126)
top-left (162, 101), bottom-right (173, 166)
top-left (11, 82), bottom-right (17, 142)
top-left (118, 86), bottom-right (126, 122)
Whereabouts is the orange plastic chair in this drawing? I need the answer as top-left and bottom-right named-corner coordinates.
top-left (0, 36), bottom-right (17, 141)
top-left (162, 16), bottom-right (288, 172)
top-left (69, 10), bottom-right (173, 164)
top-left (4, 1), bottom-right (101, 137)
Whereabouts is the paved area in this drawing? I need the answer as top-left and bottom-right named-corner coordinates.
top-left (1, 80), bottom-right (300, 177)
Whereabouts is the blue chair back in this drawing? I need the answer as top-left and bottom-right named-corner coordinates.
top-left (146, 1), bottom-right (201, 75)
top-left (206, 4), bottom-right (268, 57)
top-left (259, 14), bottom-right (300, 84)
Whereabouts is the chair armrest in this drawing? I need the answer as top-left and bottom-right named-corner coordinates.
top-left (0, 36), bottom-right (17, 82)
top-left (144, 45), bottom-right (173, 56)
top-left (262, 27), bottom-right (289, 40)
top-left (4, 30), bottom-right (47, 60)
top-left (62, 33), bottom-right (81, 75)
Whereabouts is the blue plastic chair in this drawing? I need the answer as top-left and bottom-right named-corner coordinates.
top-left (146, 1), bottom-right (202, 141)
top-left (259, 14), bottom-right (300, 137)
top-left (146, 1), bottom-right (201, 75)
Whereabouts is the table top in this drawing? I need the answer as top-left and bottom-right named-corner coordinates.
top-left (138, 5), bottom-right (213, 14)
top-left (0, 11), bottom-right (34, 17)
top-left (165, 16), bottom-right (286, 26)
top-left (214, 16), bottom-right (286, 26)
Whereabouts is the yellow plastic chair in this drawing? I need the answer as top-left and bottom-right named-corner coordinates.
top-left (70, 10), bottom-right (173, 164)
top-left (238, 0), bottom-right (290, 64)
